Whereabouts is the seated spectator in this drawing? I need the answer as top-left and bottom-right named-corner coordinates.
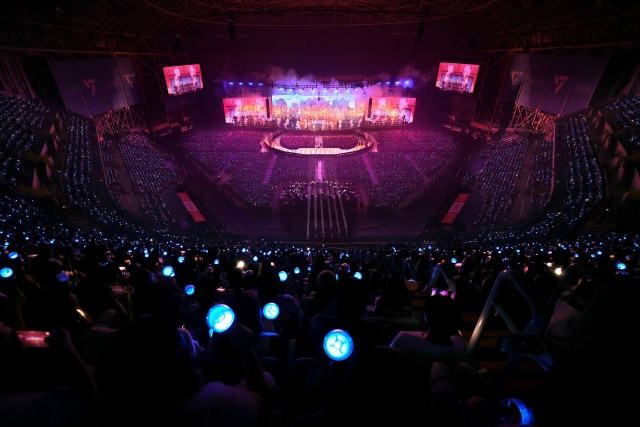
top-left (95, 315), bottom-right (272, 427)
top-left (293, 346), bottom-right (426, 426)
top-left (308, 277), bottom-right (385, 357)
top-left (307, 270), bottom-right (338, 317)
top-left (368, 277), bottom-right (413, 318)
top-left (254, 263), bottom-right (303, 340)
top-left (390, 294), bottom-right (463, 360)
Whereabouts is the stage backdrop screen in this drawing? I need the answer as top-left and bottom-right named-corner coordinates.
top-left (224, 95), bottom-right (416, 126)
top-left (163, 64), bottom-right (203, 95)
top-left (436, 63), bottom-right (480, 94)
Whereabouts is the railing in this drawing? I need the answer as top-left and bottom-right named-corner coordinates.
top-left (464, 270), bottom-right (548, 391)
top-left (465, 270), bottom-right (545, 357)
top-left (425, 263), bottom-right (457, 293)
top-left (541, 262), bottom-right (606, 353)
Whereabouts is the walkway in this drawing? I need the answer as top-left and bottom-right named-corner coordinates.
top-left (263, 154), bottom-right (277, 184)
top-left (405, 153), bottom-right (429, 181)
top-left (361, 154), bottom-right (378, 184)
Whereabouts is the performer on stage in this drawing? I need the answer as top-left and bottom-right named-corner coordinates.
top-left (189, 65), bottom-right (198, 89)
top-left (173, 67), bottom-right (182, 93)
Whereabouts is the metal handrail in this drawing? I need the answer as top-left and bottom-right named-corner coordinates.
top-left (425, 263), bottom-right (457, 293)
top-left (541, 262), bottom-right (607, 351)
top-left (464, 270), bottom-right (545, 357)
top-left (542, 262), bottom-right (597, 324)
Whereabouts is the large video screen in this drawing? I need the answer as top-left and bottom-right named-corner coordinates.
top-left (163, 64), bottom-right (203, 95)
top-left (223, 98), bottom-right (268, 123)
top-left (369, 97), bottom-right (416, 123)
top-left (436, 63), bottom-right (480, 94)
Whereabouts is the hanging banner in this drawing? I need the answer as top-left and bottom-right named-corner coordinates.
top-left (94, 58), bottom-right (128, 111)
top-left (116, 57), bottom-right (141, 106)
top-left (73, 60), bottom-right (109, 116)
top-left (539, 55), bottom-right (581, 116)
top-left (517, 55), bottom-right (555, 110)
top-left (49, 61), bottom-right (90, 117)
top-left (561, 56), bottom-right (609, 116)
top-left (500, 54), bottom-right (531, 104)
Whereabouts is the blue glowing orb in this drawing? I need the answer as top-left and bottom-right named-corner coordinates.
top-left (162, 266), bottom-right (175, 277)
top-left (617, 262), bottom-right (627, 271)
top-left (354, 272), bottom-right (363, 280)
top-left (253, 256), bottom-right (258, 262)
top-left (323, 329), bottom-right (354, 361)
top-left (294, 267), bottom-right (300, 274)
top-left (185, 284), bottom-right (195, 295)
top-left (263, 302), bottom-right (280, 320)
top-left (597, 251), bottom-right (602, 256)
top-left (242, 248), bottom-right (246, 253)
top-left (214, 259), bottom-right (220, 265)
top-left (9, 252), bottom-right (19, 260)
top-left (308, 266), bottom-right (311, 271)
top-left (500, 398), bottom-right (535, 426)
top-left (278, 271), bottom-right (288, 282)
top-left (0, 267), bottom-right (13, 278)
top-left (206, 304), bottom-right (235, 333)
top-left (178, 256), bottom-right (185, 263)
top-left (451, 257), bottom-right (457, 264)
top-left (57, 271), bottom-right (69, 282)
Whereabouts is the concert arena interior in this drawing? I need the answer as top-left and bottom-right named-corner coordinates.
top-left (1, 1), bottom-right (640, 426)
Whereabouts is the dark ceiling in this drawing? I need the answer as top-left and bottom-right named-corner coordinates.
top-left (1, 0), bottom-right (638, 58)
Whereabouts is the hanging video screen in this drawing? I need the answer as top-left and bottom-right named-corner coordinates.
top-left (163, 64), bottom-right (203, 95)
top-left (436, 63), bottom-right (480, 94)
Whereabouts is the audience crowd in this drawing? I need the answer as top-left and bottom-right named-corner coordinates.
top-left (605, 95), bottom-right (640, 132)
top-left (1, 204), bottom-right (639, 426)
top-left (0, 93), bottom-right (54, 187)
top-left (463, 134), bottom-right (528, 231)
top-left (530, 139), bottom-right (553, 189)
top-left (118, 133), bottom-right (182, 228)
top-left (559, 115), bottom-right (604, 225)
top-left (321, 135), bottom-right (359, 149)
top-left (278, 181), bottom-right (358, 208)
top-left (370, 130), bottom-right (458, 153)
top-left (226, 153), bottom-right (276, 208)
top-left (270, 156), bottom-right (309, 183)
top-left (2, 93), bottom-right (640, 427)
top-left (366, 153), bottom-right (424, 208)
top-left (603, 95), bottom-right (640, 156)
top-left (279, 135), bottom-right (315, 149)
top-left (182, 130), bottom-right (265, 153)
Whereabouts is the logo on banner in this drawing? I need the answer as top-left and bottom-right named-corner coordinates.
top-left (124, 74), bottom-right (135, 86)
top-left (554, 75), bottom-right (569, 93)
top-left (511, 71), bottom-right (523, 85)
top-left (83, 79), bottom-right (96, 95)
